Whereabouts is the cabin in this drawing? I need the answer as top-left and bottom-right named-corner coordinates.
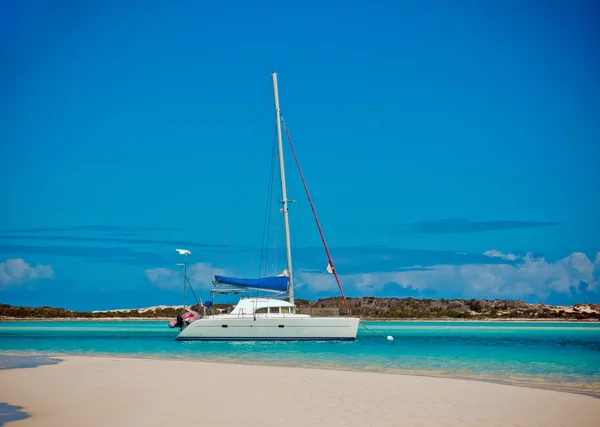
top-left (229, 298), bottom-right (298, 317)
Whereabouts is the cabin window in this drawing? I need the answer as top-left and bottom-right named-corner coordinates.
top-left (280, 307), bottom-right (290, 314)
top-left (291, 307), bottom-right (296, 314)
top-left (269, 307), bottom-right (280, 314)
top-left (255, 308), bottom-right (268, 314)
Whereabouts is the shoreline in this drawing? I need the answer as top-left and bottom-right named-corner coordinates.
top-left (1, 354), bottom-right (598, 426)
top-left (2, 350), bottom-right (599, 399)
top-left (1, 316), bottom-right (598, 322)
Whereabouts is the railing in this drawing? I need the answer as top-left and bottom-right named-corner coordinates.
top-left (203, 312), bottom-right (310, 320)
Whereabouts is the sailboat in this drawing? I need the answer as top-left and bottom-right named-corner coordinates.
top-left (171, 72), bottom-right (360, 341)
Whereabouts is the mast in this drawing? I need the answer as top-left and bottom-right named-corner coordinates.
top-left (272, 72), bottom-right (294, 304)
top-left (183, 258), bottom-right (187, 312)
top-left (176, 249), bottom-right (191, 313)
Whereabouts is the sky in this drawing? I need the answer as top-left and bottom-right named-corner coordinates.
top-left (1, 0), bottom-right (599, 310)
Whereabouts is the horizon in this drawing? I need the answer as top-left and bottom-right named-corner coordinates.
top-left (2, 295), bottom-right (600, 313)
top-left (1, 1), bottom-right (599, 311)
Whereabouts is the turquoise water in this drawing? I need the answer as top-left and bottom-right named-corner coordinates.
top-left (0, 402), bottom-right (28, 426)
top-left (1, 321), bottom-right (599, 395)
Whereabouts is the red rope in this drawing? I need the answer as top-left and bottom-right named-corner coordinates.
top-left (280, 116), bottom-right (350, 314)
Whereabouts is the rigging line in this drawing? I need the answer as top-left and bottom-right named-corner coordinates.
top-left (215, 78), bottom-right (271, 274)
top-left (288, 139), bottom-right (300, 261)
top-left (185, 276), bottom-right (200, 307)
top-left (271, 213), bottom-right (277, 273)
top-left (271, 145), bottom-right (283, 273)
top-left (258, 126), bottom-right (277, 278)
top-left (265, 137), bottom-right (277, 278)
top-left (280, 114), bottom-right (351, 315)
top-left (256, 126), bottom-right (278, 305)
top-left (263, 129), bottom-right (277, 277)
top-left (269, 150), bottom-right (280, 274)
top-left (292, 188), bottom-right (300, 256)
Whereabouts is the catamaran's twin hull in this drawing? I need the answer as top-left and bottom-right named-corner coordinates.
top-left (175, 316), bottom-right (360, 341)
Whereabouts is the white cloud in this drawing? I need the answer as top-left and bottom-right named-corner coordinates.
top-left (299, 251), bottom-right (600, 299)
top-left (296, 270), bottom-right (338, 292)
top-left (145, 262), bottom-right (230, 290)
top-left (189, 263), bottom-right (230, 288)
top-left (0, 258), bottom-right (54, 288)
top-left (483, 249), bottom-right (519, 261)
top-left (145, 252), bottom-right (600, 301)
top-left (144, 268), bottom-right (181, 290)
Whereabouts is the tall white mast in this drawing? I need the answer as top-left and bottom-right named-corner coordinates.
top-left (272, 72), bottom-right (294, 304)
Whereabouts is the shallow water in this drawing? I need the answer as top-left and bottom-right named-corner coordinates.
top-left (1, 321), bottom-right (598, 395)
top-left (0, 402), bottom-right (28, 427)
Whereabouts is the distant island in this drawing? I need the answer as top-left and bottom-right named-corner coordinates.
top-left (1, 297), bottom-right (598, 321)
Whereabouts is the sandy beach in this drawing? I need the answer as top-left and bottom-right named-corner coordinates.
top-left (0, 356), bottom-right (598, 427)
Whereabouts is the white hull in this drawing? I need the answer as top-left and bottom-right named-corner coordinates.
top-left (176, 315), bottom-right (360, 341)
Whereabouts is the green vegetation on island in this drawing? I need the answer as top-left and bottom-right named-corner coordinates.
top-left (296, 297), bottom-right (599, 320)
top-left (1, 297), bottom-right (598, 320)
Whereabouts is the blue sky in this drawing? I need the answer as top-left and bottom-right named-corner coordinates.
top-left (1, 0), bottom-right (599, 310)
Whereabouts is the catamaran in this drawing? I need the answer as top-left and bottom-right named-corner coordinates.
top-left (169, 72), bottom-right (360, 341)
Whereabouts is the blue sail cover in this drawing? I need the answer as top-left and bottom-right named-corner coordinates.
top-left (214, 275), bottom-right (289, 292)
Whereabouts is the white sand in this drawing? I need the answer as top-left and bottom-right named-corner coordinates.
top-left (0, 356), bottom-right (598, 427)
